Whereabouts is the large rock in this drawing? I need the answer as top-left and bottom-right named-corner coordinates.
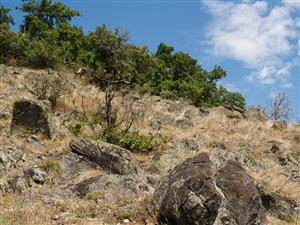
top-left (10, 99), bottom-right (54, 139)
top-left (69, 139), bottom-right (140, 175)
top-left (150, 153), bottom-right (267, 225)
top-left (209, 106), bottom-right (244, 119)
top-left (245, 108), bottom-right (267, 122)
top-left (70, 174), bottom-right (152, 204)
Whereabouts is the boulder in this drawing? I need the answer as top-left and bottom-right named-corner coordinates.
top-left (69, 139), bottom-right (140, 175)
top-left (209, 106), bottom-right (244, 119)
top-left (245, 108), bottom-right (267, 122)
top-left (150, 153), bottom-right (267, 225)
top-left (71, 174), bottom-right (152, 203)
top-left (10, 99), bottom-right (54, 139)
top-left (0, 145), bottom-right (25, 176)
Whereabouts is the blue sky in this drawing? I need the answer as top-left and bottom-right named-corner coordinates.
top-left (1, 0), bottom-right (299, 120)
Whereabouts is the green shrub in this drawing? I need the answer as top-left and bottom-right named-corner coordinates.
top-left (69, 122), bottom-right (83, 136)
top-left (39, 159), bottom-right (63, 174)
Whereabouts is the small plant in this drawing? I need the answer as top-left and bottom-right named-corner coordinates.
top-left (39, 159), bottom-right (63, 174)
top-left (118, 209), bottom-right (134, 221)
top-left (119, 131), bottom-right (163, 152)
top-left (85, 191), bottom-right (104, 202)
top-left (68, 122), bottom-right (83, 136)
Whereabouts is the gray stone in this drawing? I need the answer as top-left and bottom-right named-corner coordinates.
top-left (245, 108), bottom-right (267, 122)
top-left (69, 139), bottom-right (140, 175)
top-left (150, 153), bottom-right (267, 225)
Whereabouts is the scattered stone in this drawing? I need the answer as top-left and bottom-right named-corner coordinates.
top-left (10, 99), bottom-right (55, 139)
top-left (70, 139), bottom-right (140, 175)
top-left (150, 153), bottom-right (267, 225)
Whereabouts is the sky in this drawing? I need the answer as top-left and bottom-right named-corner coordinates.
top-left (1, 0), bottom-right (300, 120)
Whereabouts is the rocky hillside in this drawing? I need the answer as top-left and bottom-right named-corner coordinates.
top-left (0, 65), bottom-right (299, 225)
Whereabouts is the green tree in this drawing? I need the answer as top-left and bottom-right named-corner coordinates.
top-left (0, 3), bottom-right (14, 25)
top-left (19, 0), bottom-right (80, 35)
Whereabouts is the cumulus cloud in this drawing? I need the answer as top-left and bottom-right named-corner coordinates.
top-left (203, 0), bottom-right (299, 86)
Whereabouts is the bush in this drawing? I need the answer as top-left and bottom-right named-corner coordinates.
top-left (39, 159), bottom-right (63, 174)
top-left (24, 71), bottom-right (72, 109)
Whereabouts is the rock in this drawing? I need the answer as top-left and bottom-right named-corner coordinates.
top-left (150, 153), bottom-right (266, 225)
top-left (10, 99), bottom-right (54, 139)
top-left (178, 138), bottom-right (199, 151)
top-left (8, 174), bottom-right (29, 193)
top-left (0, 145), bottom-right (25, 174)
top-left (71, 174), bottom-right (152, 203)
top-left (245, 108), bottom-right (267, 122)
top-left (69, 139), bottom-right (140, 175)
top-left (24, 168), bottom-right (46, 184)
top-left (210, 106), bottom-right (244, 119)
top-left (174, 118), bottom-right (193, 129)
top-left (0, 111), bottom-right (9, 119)
top-left (257, 181), bottom-right (300, 221)
top-left (149, 119), bottom-right (162, 130)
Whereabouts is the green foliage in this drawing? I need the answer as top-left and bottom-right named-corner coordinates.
top-left (39, 159), bottom-right (63, 174)
top-left (69, 122), bottom-right (83, 136)
top-left (118, 131), bottom-right (164, 152)
top-left (0, 4), bottom-right (14, 25)
top-left (0, 1), bottom-right (246, 109)
top-left (19, 0), bottom-right (80, 35)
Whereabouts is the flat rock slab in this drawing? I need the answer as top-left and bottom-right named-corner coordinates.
top-left (69, 139), bottom-right (140, 175)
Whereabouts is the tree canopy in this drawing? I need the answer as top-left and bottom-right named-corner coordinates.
top-left (0, 0), bottom-right (245, 109)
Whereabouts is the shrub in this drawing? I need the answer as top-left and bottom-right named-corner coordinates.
top-left (118, 131), bottom-right (162, 152)
top-left (39, 159), bottom-right (63, 174)
top-left (24, 71), bottom-right (72, 109)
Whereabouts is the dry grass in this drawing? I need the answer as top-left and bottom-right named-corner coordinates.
top-left (1, 66), bottom-right (299, 224)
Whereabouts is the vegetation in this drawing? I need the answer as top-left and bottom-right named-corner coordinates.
top-left (0, 0), bottom-right (245, 109)
top-left (23, 71), bottom-right (72, 109)
top-left (269, 92), bottom-right (292, 121)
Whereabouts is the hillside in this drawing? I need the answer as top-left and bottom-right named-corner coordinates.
top-left (0, 65), bottom-right (299, 225)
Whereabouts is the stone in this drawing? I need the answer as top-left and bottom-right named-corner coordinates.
top-left (24, 168), bottom-right (46, 184)
top-left (174, 118), bottom-right (193, 129)
top-left (209, 106), bottom-right (244, 119)
top-left (0, 145), bottom-right (25, 174)
top-left (245, 108), bottom-right (267, 122)
top-left (150, 153), bottom-right (267, 225)
top-left (69, 139), bottom-right (140, 175)
top-left (10, 99), bottom-right (54, 139)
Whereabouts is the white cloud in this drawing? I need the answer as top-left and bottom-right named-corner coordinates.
top-left (203, 0), bottom-right (300, 85)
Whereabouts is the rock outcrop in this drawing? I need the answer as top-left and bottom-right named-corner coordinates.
top-left (10, 99), bottom-right (54, 139)
top-left (69, 139), bottom-right (140, 175)
top-left (150, 153), bottom-right (267, 225)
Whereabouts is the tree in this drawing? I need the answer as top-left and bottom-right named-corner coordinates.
top-left (269, 92), bottom-right (292, 121)
top-left (0, 4), bottom-right (14, 25)
top-left (19, 0), bottom-right (80, 35)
